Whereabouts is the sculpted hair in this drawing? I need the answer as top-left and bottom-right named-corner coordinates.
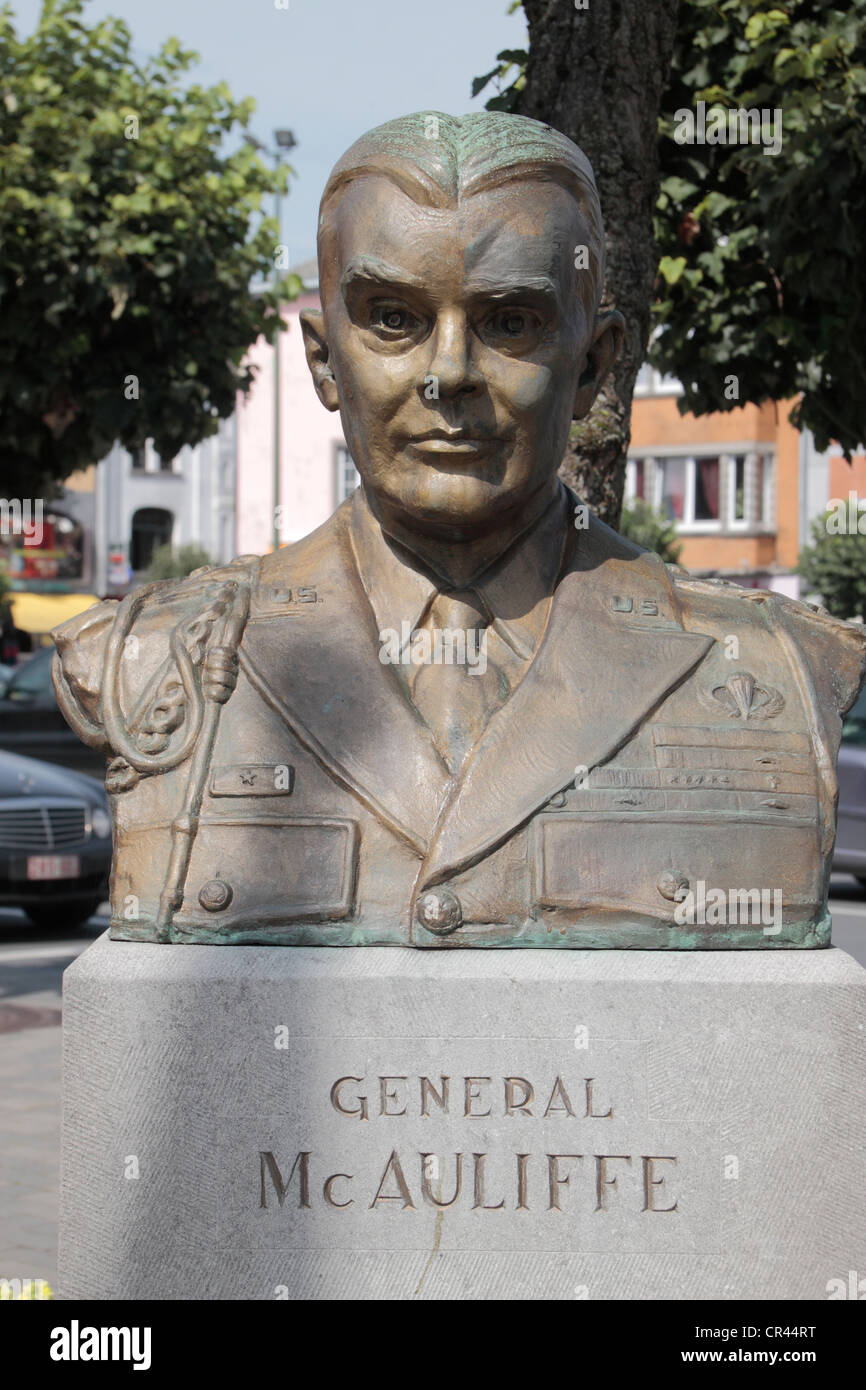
top-left (318, 110), bottom-right (606, 309)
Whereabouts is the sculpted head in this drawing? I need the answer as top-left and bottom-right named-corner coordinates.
top-left (301, 111), bottom-right (623, 548)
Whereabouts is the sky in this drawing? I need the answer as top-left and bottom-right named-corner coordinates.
top-left (11, 0), bottom-right (528, 266)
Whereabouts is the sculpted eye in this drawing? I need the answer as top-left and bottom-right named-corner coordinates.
top-left (370, 303), bottom-right (421, 337)
top-left (482, 306), bottom-right (543, 348)
top-left (499, 311), bottom-right (529, 336)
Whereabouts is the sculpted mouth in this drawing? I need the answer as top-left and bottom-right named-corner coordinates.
top-left (409, 430), bottom-right (495, 454)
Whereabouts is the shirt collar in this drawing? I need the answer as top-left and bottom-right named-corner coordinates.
top-left (349, 484), bottom-right (569, 662)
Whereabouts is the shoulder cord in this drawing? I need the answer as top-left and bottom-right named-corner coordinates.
top-left (155, 564), bottom-right (257, 940)
top-left (54, 561), bottom-right (258, 939)
top-left (101, 584), bottom-right (205, 774)
top-left (52, 650), bottom-right (108, 750)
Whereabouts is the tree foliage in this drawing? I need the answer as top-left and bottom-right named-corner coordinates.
top-left (474, 0), bottom-right (680, 528)
top-left (475, 0), bottom-right (866, 521)
top-left (654, 0), bottom-right (866, 458)
top-left (618, 499), bottom-right (683, 565)
top-left (797, 512), bottom-right (866, 619)
top-left (0, 0), bottom-right (301, 498)
top-left (146, 541), bottom-right (212, 581)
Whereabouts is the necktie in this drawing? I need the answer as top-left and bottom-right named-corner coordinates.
top-left (409, 589), bottom-right (507, 773)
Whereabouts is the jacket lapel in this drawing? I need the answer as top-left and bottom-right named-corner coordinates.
top-left (418, 517), bottom-right (715, 888)
top-left (238, 502), bottom-right (714, 880)
top-left (239, 504), bottom-right (449, 856)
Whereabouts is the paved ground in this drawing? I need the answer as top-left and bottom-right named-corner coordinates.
top-left (1, 885), bottom-right (865, 1297)
top-left (0, 907), bottom-right (107, 1296)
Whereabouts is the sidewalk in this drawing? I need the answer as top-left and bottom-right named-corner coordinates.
top-left (0, 1002), bottom-right (62, 1293)
top-left (0, 928), bottom-right (101, 1297)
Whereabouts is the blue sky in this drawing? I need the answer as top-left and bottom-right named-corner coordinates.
top-left (11, 0), bottom-right (527, 265)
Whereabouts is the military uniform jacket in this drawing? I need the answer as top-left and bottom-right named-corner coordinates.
top-left (52, 491), bottom-right (866, 949)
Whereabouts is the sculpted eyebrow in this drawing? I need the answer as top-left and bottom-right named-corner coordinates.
top-left (465, 275), bottom-right (560, 305)
top-left (341, 257), bottom-right (427, 298)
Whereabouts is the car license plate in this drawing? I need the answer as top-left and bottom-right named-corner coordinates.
top-left (26, 855), bottom-right (80, 881)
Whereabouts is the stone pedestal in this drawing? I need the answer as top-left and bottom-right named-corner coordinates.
top-left (59, 934), bottom-right (866, 1300)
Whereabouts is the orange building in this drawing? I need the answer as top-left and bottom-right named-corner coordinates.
top-left (625, 367), bottom-right (866, 598)
top-left (828, 452), bottom-right (866, 507)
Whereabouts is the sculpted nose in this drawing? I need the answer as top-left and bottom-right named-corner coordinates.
top-left (426, 311), bottom-right (482, 398)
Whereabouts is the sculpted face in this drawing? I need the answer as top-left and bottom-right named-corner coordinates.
top-left (303, 176), bottom-right (621, 547)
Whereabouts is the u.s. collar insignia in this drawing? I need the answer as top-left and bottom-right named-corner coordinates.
top-left (701, 670), bottom-right (785, 721)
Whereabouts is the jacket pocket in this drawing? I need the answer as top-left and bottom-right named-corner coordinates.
top-left (176, 814), bottom-right (358, 928)
top-left (532, 812), bottom-right (820, 921)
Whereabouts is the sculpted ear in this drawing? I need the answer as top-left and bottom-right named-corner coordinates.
top-left (300, 310), bottom-right (340, 412)
top-left (573, 309), bottom-right (625, 420)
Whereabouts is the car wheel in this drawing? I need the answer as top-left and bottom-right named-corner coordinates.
top-left (24, 898), bottom-right (103, 931)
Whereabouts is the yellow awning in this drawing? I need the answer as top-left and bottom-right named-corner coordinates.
top-left (9, 591), bottom-right (101, 637)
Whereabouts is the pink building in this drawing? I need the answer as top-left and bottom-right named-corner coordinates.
top-left (236, 261), bottom-right (358, 554)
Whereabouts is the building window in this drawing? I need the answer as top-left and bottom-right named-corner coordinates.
top-left (754, 454), bottom-right (770, 526)
top-left (733, 455), bottom-right (746, 522)
top-left (658, 457), bottom-right (688, 521)
top-left (629, 458), bottom-right (649, 500)
top-left (728, 452), bottom-right (772, 530)
top-left (130, 508), bottom-right (173, 572)
top-left (626, 453), bottom-right (774, 532)
top-left (693, 456), bottom-right (721, 522)
top-left (335, 444), bottom-right (361, 505)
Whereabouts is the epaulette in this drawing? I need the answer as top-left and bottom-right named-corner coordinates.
top-left (53, 555), bottom-right (260, 793)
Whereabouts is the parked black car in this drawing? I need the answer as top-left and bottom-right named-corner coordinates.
top-left (834, 684), bottom-right (866, 884)
top-left (0, 748), bottom-right (111, 929)
top-left (0, 646), bottom-right (107, 779)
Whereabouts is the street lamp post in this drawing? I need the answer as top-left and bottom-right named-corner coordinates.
top-left (271, 129), bottom-right (296, 553)
top-left (248, 129), bottom-right (296, 554)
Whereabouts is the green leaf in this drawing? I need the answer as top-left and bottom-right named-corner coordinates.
top-left (471, 67), bottom-right (501, 98)
top-left (658, 255), bottom-right (688, 285)
top-left (744, 10), bottom-right (790, 44)
top-left (660, 175), bottom-right (699, 202)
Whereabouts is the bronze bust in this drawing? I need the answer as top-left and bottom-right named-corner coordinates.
top-left (52, 111), bottom-right (866, 948)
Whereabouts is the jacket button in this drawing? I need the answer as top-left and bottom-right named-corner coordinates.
top-left (657, 870), bottom-right (690, 903)
top-left (416, 888), bottom-right (462, 935)
top-left (199, 878), bottom-right (233, 912)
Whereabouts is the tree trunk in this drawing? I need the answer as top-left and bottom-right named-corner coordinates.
top-left (516, 0), bottom-right (680, 527)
